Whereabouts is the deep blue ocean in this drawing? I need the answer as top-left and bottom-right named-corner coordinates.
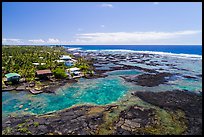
top-left (64, 45), bottom-right (202, 55)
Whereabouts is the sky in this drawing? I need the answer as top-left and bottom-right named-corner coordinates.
top-left (2, 2), bottom-right (202, 45)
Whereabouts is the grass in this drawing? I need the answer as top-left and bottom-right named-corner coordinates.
top-left (2, 127), bottom-right (12, 135)
top-left (16, 122), bottom-right (32, 134)
top-left (136, 109), bottom-right (187, 135)
top-left (86, 106), bottom-right (105, 116)
top-left (88, 94), bottom-right (188, 135)
top-left (33, 122), bottom-right (39, 127)
top-left (97, 111), bottom-right (119, 135)
top-left (17, 123), bottom-right (25, 128)
top-left (17, 127), bottom-right (31, 134)
top-left (96, 105), bottom-right (121, 135)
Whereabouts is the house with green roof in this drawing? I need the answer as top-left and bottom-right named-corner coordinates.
top-left (5, 73), bottom-right (21, 82)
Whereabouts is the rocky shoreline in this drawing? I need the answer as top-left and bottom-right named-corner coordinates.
top-left (2, 90), bottom-right (202, 135)
top-left (2, 51), bottom-right (202, 135)
top-left (133, 90), bottom-right (202, 135)
top-left (1, 62), bottom-right (163, 94)
top-left (2, 79), bottom-right (78, 94)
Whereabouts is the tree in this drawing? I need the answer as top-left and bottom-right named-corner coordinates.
top-left (2, 45), bottom-right (70, 81)
top-left (52, 67), bottom-right (67, 79)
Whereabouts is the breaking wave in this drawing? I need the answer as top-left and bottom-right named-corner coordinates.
top-left (86, 49), bottom-right (202, 60)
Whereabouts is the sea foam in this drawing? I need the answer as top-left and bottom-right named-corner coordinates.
top-left (65, 47), bottom-right (82, 51)
top-left (86, 49), bottom-right (202, 60)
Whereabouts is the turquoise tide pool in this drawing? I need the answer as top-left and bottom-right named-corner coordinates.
top-left (2, 70), bottom-right (141, 117)
top-left (2, 66), bottom-right (202, 117)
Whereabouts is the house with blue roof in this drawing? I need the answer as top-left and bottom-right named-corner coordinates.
top-left (5, 73), bottom-right (21, 83)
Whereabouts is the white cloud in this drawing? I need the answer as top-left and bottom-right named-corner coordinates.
top-left (28, 39), bottom-right (45, 44)
top-left (153, 2), bottom-right (159, 5)
top-left (46, 38), bottom-right (69, 45)
top-left (101, 25), bottom-right (105, 28)
top-left (3, 30), bottom-right (201, 45)
top-left (2, 38), bottom-right (70, 45)
top-left (47, 38), bottom-right (60, 44)
top-left (70, 30), bottom-right (201, 45)
top-left (101, 3), bottom-right (113, 8)
top-left (2, 38), bottom-right (22, 44)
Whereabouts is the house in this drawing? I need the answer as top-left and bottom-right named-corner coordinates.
top-left (66, 67), bottom-right (82, 78)
top-left (5, 73), bottom-right (21, 82)
top-left (71, 59), bottom-right (77, 63)
top-left (59, 55), bottom-right (74, 67)
top-left (64, 61), bottom-right (73, 67)
top-left (36, 69), bottom-right (52, 80)
top-left (55, 60), bottom-right (65, 63)
top-left (55, 59), bottom-right (74, 67)
top-left (32, 63), bottom-right (46, 66)
top-left (60, 55), bottom-right (72, 61)
top-left (73, 52), bottom-right (81, 57)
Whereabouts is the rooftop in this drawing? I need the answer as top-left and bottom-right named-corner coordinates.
top-left (32, 63), bottom-right (46, 65)
top-left (5, 73), bottom-right (21, 78)
top-left (60, 55), bottom-right (72, 60)
top-left (36, 69), bottom-right (52, 75)
top-left (68, 67), bottom-right (80, 71)
top-left (55, 60), bottom-right (65, 63)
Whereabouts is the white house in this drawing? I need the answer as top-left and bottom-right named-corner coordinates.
top-left (59, 55), bottom-right (74, 67)
top-left (66, 67), bottom-right (82, 78)
top-left (32, 63), bottom-right (46, 66)
top-left (60, 55), bottom-right (72, 60)
top-left (55, 60), bottom-right (65, 63)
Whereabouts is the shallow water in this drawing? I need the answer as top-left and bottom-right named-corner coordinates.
top-left (2, 69), bottom-right (141, 117)
top-left (2, 51), bottom-right (202, 117)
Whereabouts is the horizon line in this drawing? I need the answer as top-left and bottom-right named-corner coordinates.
top-left (2, 44), bottom-right (202, 46)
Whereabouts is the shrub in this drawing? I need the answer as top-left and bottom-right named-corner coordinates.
top-left (2, 127), bottom-right (12, 135)
top-left (33, 122), bottom-right (39, 127)
top-left (52, 68), bottom-right (67, 79)
top-left (37, 65), bottom-right (48, 70)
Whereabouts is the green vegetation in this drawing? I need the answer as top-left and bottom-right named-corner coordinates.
top-left (97, 111), bottom-right (119, 135)
top-left (74, 57), bottom-right (94, 76)
top-left (2, 80), bottom-right (6, 88)
top-left (17, 123), bottom-right (26, 128)
top-left (2, 45), bottom-right (94, 84)
top-left (33, 122), bottom-right (39, 127)
top-left (53, 67), bottom-right (67, 79)
top-left (2, 46), bottom-right (66, 81)
top-left (132, 109), bottom-right (187, 135)
top-left (2, 46), bottom-right (72, 83)
top-left (16, 122), bottom-right (32, 134)
top-left (94, 96), bottom-right (188, 135)
top-left (2, 127), bottom-right (12, 135)
top-left (17, 127), bottom-right (32, 134)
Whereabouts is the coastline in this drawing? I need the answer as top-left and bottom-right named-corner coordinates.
top-left (63, 45), bottom-right (202, 56)
top-left (2, 46), bottom-right (202, 135)
top-left (2, 90), bottom-right (202, 135)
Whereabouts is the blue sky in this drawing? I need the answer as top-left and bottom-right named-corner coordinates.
top-left (2, 2), bottom-right (202, 45)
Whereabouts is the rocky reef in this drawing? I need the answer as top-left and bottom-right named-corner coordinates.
top-left (133, 90), bottom-right (202, 135)
top-left (120, 72), bottom-right (173, 87)
top-left (2, 51), bottom-right (202, 135)
top-left (2, 90), bottom-right (202, 135)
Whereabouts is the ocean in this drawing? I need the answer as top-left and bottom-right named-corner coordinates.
top-left (64, 45), bottom-right (202, 55)
top-left (2, 44), bottom-right (202, 117)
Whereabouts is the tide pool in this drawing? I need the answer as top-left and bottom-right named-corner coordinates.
top-left (2, 67), bottom-right (202, 118)
top-left (2, 69), bottom-right (141, 117)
